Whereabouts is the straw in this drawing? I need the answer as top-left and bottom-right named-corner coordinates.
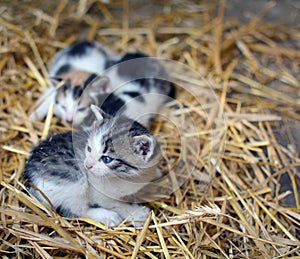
top-left (0, 0), bottom-right (299, 258)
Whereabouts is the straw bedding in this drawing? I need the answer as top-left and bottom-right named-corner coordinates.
top-left (0, 0), bottom-right (299, 258)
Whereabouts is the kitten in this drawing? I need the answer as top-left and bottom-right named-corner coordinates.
top-left (103, 53), bottom-right (175, 128)
top-left (50, 72), bottom-right (110, 128)
top-left (24, 105), bottom-right (161, 227)
top-left (29, 41), bottom-right (118, 122)
top-left (29, 41), bottom-right (175, 129)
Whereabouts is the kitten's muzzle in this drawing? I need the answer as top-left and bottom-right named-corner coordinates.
top-left (85, 163), bottom-right (93, 170)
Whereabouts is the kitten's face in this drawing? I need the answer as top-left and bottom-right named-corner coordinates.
top-left (84, 106), bottom-right (159, 178)
top-left (55, 79), bottom-right (81, 125)
top-left (53, 71), bottom-right (110, 128)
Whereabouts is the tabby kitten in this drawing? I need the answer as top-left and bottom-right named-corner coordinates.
top-left (24, 105), bottom-right (161, 227)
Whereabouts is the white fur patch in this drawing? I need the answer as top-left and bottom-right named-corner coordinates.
top-left (33, 177), bottom-right (88, 216)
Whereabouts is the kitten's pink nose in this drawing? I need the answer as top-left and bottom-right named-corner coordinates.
top-left (66, 119), bottom-right (73, 124)
top-left (85, 163), bottom-right (93, 170)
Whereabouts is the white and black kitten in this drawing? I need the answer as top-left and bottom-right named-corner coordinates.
top-left (102, 52), bottom-right (175, 128)
top-left (24, 105), bottom-right (161, 227)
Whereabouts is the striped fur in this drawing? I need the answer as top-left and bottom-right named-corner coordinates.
top-left (24, 106), bottom-right (160, 227)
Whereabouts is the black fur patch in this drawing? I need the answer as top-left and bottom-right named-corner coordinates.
top-left (67, 41), bottom-right (95, 56)
top-left (122, 91), bottom-right (145, 103)
top-left (168, 82), bottom-right (176, 98)
top-left (129, 121), bottom-right (149, 135)
top-left (123, 91), bottom-right (140, 98)
top-left (100, 94), bottom-right (126, 116)
top-left (73, 85), bottom-right (83, 99)
top-left (103, 138), bottom-right (114, 154)
top-left (56, 64), bottom-right (72, 76)
top-left (115, 159), bottom-right (138, 170)
top-left (88, 203), bottom-right (101, 208)
top-left (118, 52), bottom-right (148, 62)
top-left (135, 78), bottom-right (151, 91)
top-left (56, 205), bottom-right (75, 217)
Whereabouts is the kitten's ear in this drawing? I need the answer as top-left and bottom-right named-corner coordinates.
top-left (132, 135), bottom-right (155, 162)
top-left (49, 77), bottom-right (63, 87)
top-left (88, 76), bottom-right (111, 94)
top-left (90, 104), bottom-right (106, 122)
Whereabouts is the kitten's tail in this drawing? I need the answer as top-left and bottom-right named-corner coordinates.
top-left (29, 85), bottom-right (56, 121)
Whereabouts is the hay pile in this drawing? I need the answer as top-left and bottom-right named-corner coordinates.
top-left (1, 0), bottom-right (299, 258)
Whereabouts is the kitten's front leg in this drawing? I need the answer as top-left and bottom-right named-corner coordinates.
top-left (112, 202), bottom-right (150, 227)
top-left (85, 207), bottom-right (122, 227)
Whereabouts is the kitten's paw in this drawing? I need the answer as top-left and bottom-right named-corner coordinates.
top-left (86, 208), bottom-right (122, 228)
top-left (131, 206), bottom-right (150, 228)
top-left (105, 211), bottom-right (123, 228)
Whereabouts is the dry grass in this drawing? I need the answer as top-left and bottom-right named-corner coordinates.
top-left (1, 0), bottom-right (300, 258)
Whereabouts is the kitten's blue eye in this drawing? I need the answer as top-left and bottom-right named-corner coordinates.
top-left (101, 156), bottom-right (113, 164)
